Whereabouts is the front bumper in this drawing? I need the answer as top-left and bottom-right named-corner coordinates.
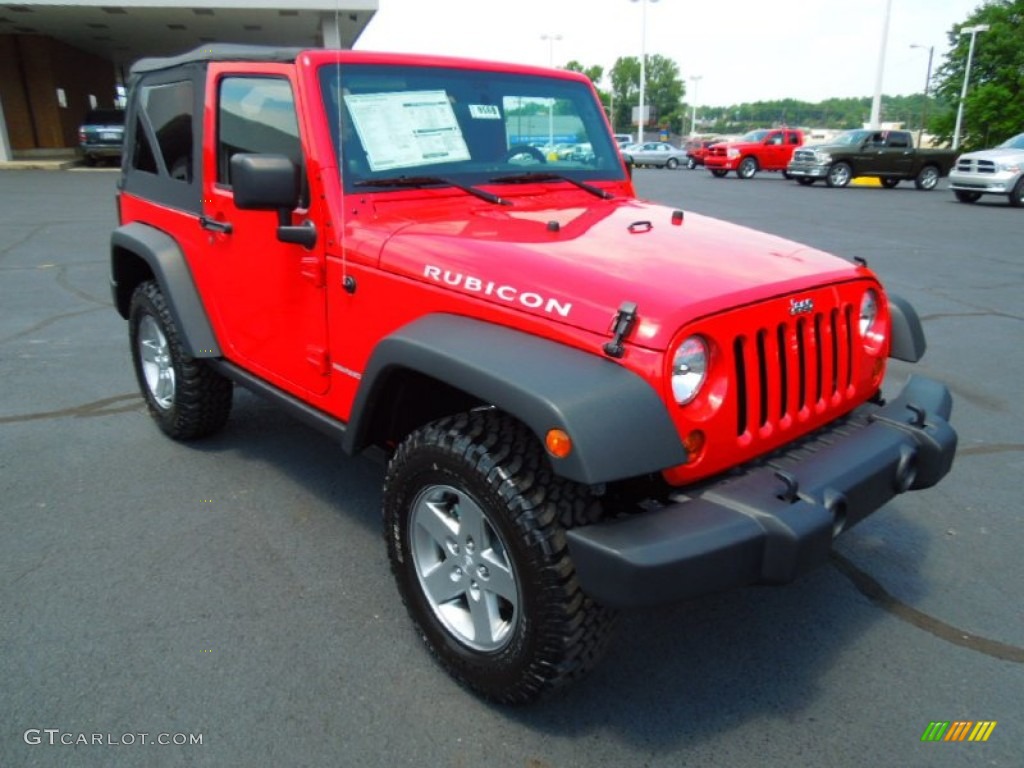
top-left (949, 170), bottom-right (1020, 194)
top-left (787, 162), bottom-right (829, 178)
top-left (566, 375), bottom-right (956, 608)
top-left (704, 156), bottom-right (736, 171)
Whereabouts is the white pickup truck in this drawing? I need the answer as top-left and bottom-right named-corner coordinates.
top-left (949, 132), bottom-right (1024, 207)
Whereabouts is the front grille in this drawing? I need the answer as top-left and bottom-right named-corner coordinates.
top-left (793, 149), bottom-right (817, 162)
top-left (731, 304), bottom-right (856, 441)
top-left (956, 158), bottom-right (996, 174)
top-left (707, 146), bottom-right (727, 157)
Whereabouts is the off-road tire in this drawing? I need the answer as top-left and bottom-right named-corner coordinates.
top-left (954, 190), bottom-right (982, 204)
top-left (826, 162), bottom-right (852, 188)
top-left (914, 164), bottom-right (940, 190)
top-left (129, 280), bottom-right (233, 440)
top-left (383, 410), bottom-right (617, 704)
top-left (737, 157), bottom-right (758, 179)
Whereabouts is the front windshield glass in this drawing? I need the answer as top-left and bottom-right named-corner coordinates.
top-left (831, 130), bottom-right (872, 146)
top-left (319, 64), bottom-right (625, 190)
top-left (739, 130), bottom-right (768, 143)
top-left (998, 133), bottom-right (1024, 150)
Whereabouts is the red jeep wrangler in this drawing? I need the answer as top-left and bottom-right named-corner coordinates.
top-left (704, 128), bottom-right (805, 179)
top-left (111, 46), bottom-right (956, 703)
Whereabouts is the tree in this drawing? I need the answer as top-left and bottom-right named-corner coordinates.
top-left (930, 0), bottom-right (1024, 149)
top-left (609, 55), bottom-right (685, 136)
top-left (564, 60), bottom-right (604, 86)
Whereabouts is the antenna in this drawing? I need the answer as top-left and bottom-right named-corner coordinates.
top-left (333, 0), bottom-right (351, 293)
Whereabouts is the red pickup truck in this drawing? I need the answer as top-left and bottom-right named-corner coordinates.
top-left (704, 128), bottom-right (805, 179)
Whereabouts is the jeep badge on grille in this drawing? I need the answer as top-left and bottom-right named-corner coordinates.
top-left (789, 298), bottom-right (814, 315)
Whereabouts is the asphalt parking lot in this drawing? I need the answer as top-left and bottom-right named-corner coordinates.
top-left (1, 166), bottom-right (1021, 767)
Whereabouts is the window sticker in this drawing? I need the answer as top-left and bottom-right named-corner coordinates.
top-left (344, 90), bottom-right (470, 172)
top-left (468, 104), bottom-right (501, 120)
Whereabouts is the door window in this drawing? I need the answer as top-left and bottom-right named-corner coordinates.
top-left (217, 77), bottom-right (302, 187)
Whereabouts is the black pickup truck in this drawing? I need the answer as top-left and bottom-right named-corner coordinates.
top-left (786, 129), bottom-right (957, 190)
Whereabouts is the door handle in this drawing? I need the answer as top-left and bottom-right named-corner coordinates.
top-left (199, 215), bottom-right (232, 234)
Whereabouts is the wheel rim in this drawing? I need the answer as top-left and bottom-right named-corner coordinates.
top-left (740, 160), bottom-right (755, 177)
top-left (920, 168), bottom-right (938, 189)
top-left (830, 165), bottom-right (850, 186)
top-left (138, 314), bottom-right (175, 409)
top-left (410, 484), bottom-right (519, 652)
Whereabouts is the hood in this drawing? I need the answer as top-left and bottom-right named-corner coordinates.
top-left (958, 146), bottom-right (1024, 162)
top-left (376, 196), bottom-right (864, 350)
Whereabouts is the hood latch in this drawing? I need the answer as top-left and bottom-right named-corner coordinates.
top-left (603, 301), bottom-right (638, 359)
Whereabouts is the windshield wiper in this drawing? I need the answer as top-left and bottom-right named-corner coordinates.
top-left (489, 172), bottom-right (614, 200)
top-left (353, 175), bottom-right (510, 206)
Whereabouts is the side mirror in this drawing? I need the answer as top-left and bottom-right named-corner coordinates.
top-left (231, 153), bottom-right (300, 210)
top-left (623, 153), bottom-right (634, 180)
top-left (230, 153), bottom-right (316, 249)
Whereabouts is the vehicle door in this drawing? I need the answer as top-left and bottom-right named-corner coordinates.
top-left (762, 130), bottom-right (786, 169)
top-left (854, 131), bottom-right (887, 175)
top-left (882, 132), bottom-right (915, 176)
top-left (200, 67), bottom-right (329, 395)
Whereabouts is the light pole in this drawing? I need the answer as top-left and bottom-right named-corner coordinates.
top-left (910, 44), bottom-right (934, 147)
top-left (952, 24), bottom-right (989, 150)
top-left (868, 0), bottom-right (893, 128)
top-left (630, 0), bottom-right (659, 144)
top-left (688, 75), bottom-right (702, 136)
top-left (541, 33), bottom-right (562, 150)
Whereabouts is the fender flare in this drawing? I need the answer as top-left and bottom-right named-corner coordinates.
top-left (110, 222), bottom-right (220, 357)
top-left (346, 315), bottom-right (686, 485)
top-left (887, 293), bottom-right (927, 363)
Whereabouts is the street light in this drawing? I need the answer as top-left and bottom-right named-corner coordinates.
top-left (868, 0), bottom-right (893, 128)
top-left (952, 24), bottom-right (990, 150)
top-left (910, 44), bottom-right (934, 147)
top-left (541, 33), bottom-right (562, 150)
top-left (630, 0), bottom-right (659, 144)
top-left (688, 75), bottom-right (702, 136)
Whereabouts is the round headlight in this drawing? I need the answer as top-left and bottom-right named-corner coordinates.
top-left (859, 289), bottom-right (879, 337)
top-left (671, 336), bottom-right (708, 405)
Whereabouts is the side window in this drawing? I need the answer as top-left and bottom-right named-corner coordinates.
top-left (217, 76), bottom-right (301, 187)
top-left (766, 132), bottom-right (783, 145)
top-left (788, 132), bottom-right (800, 145)
top-left (135, 80), bottom-right (194, 181)
top-left (888, 133), bottom-right (909, 149)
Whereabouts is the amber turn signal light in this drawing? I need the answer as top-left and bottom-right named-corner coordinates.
top-left (545, 429), bottom-right (573, 459)
top-left (682, 429), bottom-right (706, 463)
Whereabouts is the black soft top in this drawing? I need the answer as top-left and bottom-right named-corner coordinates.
top-left (130, 44), bottom-right (305, 75)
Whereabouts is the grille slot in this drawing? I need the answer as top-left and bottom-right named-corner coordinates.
top-left (732, 305), bottom-right (854, 439)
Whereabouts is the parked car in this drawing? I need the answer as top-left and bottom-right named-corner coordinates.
top-left (786, 129), bottom-right (957, 190)
top-left (613, 133), bottom-right (634, 148)
top-left (704, 128), bottom-right (804, 179)
top-left (619, 141), bottom-right (688, 169)
top-left (111, 44), bottom-right (956, 705)
top-left (949, 132), bottom-right (1024, 207)
top-left (77, 108), bottom-right (125, 166)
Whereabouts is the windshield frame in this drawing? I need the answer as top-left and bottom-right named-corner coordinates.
top-left (318, 63), bottom-right (626, 193)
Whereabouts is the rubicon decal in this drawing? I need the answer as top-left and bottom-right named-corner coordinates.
top-left (423, 265), bottom-right (572, 317)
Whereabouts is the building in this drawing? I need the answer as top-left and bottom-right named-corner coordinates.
top-left (0, 0), bottom-right (377, 162)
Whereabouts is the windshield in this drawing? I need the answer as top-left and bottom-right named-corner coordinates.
top-left (319, 64), bottom-right (625, 191)
top-left (998, 133), bottom-right (1024, 150)
top-left (739, 130), bottom-right (768, 143)
top-left (831, 130), bottom-right (872, 146)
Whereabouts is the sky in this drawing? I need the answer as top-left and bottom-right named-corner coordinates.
top-left (354, 0), bottom-right (986, 106)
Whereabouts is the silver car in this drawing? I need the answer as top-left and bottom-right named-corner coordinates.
top-left (620, 141), bottom-right (688, 169)
top-left (949, 132), bottom-right (1024, 207)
